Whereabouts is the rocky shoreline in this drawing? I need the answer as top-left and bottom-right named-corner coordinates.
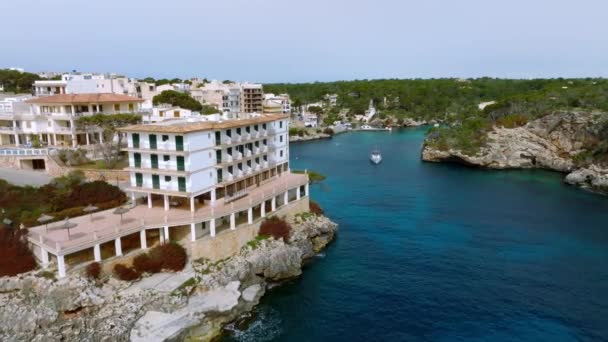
top-left (422, 111), bottom-right (608, 194)
top-left (0, 214), bottom-right (337, 342)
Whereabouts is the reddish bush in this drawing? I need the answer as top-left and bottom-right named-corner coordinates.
top-left (113, 263), bottom-right (140, 281)
top-left (133, 254), bottom-right (163, 274)
top-left (0, 225), bottom-right (37, 277)
top-left (151, 243), bottom-right (187, 272)
top-left (309, 200), bottom-right (324, 215)
top-left (86, 262), bottom-right (101, 280)
top-left (259, 217), bottom-right (291, 242)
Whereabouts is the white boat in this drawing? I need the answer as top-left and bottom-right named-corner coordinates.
top-left (370, 150), bottom-right (382, 164)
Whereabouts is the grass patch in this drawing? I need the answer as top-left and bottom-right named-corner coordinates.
top-left (245, 234), bottom-right (269, 250)
top-left (292, 170), bottom-right (326, 183)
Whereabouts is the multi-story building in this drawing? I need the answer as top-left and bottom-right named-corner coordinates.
top-left (143, 106), bottom-right (196, 123)
top-left (0, 94), bottom-right (32, 145)
top-left (121, 113), bottom-right (290, 210)
top-left (263, 93), bottom-right (291, 114)
top-left (241, 83), bottom-right (263, 113)
top-left (0, 93), bottom-right (143, 147)
top-left (191, 81), bottom-right (264, 117)
top-left (33, 73), bottom-right (158, 109)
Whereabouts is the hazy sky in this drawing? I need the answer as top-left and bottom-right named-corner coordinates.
top-left (2, 0), bottom-right (607, 82)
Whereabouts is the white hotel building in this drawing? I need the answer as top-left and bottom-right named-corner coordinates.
top-left (121, 113), bottom-right (291, 210)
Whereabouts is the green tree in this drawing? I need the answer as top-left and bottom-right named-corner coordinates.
top-left (153, 90), bottom-right (203, 111)
top-left (76, 113), bottom-right (141, 168)
top-left (0, 69), bottom-right (41, 93)
top-left (200, 105), bottom-right (220, 115)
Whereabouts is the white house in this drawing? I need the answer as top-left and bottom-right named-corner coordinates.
top-left (143, 106), bottom-right (196, 123)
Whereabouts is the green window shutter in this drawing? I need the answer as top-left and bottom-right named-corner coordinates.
top-left (135, 173), bottom-right (143, 187)
top-left (152, 175), bottom-right (160, 189)
top-left (134, 153), bottom-right (141, 168)
top-left (175, 136), bottom-right (184, 151)
top-left (177, 156), bottom-right (185, 171)
top-left (151, 154), bottom-right (158, 169)
top-left (132, 133), bottom-right (140, 148)
top-left (149, 134), bottom-right (157, 149)
top-left (178, 177), bottom-right (186, 192)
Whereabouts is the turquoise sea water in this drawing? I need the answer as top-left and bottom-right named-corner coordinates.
top-left (225, 127), bottom-right (608, 342)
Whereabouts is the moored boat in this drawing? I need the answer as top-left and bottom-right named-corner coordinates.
top-left (370, 150), bottom-right (382, 164)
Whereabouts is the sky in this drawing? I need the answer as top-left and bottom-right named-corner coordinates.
top-left (2, 0), bottom-right (608, 83)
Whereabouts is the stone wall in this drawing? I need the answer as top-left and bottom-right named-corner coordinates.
top-left (189, 198), bottom-right (309, 261)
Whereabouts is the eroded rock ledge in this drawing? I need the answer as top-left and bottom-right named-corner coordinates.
top-left (0, 214), bottom-right (337, 342)
top-left (422, 111), bottom-right (608, 194)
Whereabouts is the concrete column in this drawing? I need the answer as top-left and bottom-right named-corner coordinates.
top-left (305, 183), bottom-right (309, 197)
top-left (190, 197), bottom-right (195, 212)
top-left (131, 192), bottom-right (136, 205)
top-left (190, 223), bottom-right (196, 241)
top-left (163, 195), bottom-right (169, 211)
top-left (210, 188), bottom-right (216, 204)
top-left (53, 133), bottom-right (57, 146)
top-left (163, 225), bottom-right (170, 242)
top-left (71, 134), bottom-right (77, 147)
top-left (99, 132), bottom-right (104, 143)
top-left (284, 191), bottom-right (289, 205)
top-left (159, 228), bottom-right (165, 244)
top-left (261, 201), bottom-right (266, 218)
top-left (248, 207), bottom-right (253, 224)
top-left (41, 248), bottom-right (49, 266)
top-left (210, 219), bottom-right (216, 237)
top-left (297, 186), bottom-right (301, 200)
top-left (230, 212), bottom-right (236, 230)
top-left (140, 230), bottom-right (147, 249)
top-left (14, 133), bottom-right (19, 145)
top-left (271, 197), bottom-right (276, 211)
top-left (115, 237), bottom-right (123, 256)
top-left (57, 255), bottom-right (66, 278)
top-left (94, 244), bottom-right (101, 261)
top-left (47, 133), bottom-right (52, 145)
top-left (85, 133), bottom-right (90, 145)
top-left (147, 193), bottom-right (152, 208)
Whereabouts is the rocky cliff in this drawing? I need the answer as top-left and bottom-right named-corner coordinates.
top-left (422, 111), bottom-right (608, 194)
top-left (0, 214), bottom-right (337, 342)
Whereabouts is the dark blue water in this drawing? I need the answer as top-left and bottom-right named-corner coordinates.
top-left (226, 128), bottom-right (608, 342)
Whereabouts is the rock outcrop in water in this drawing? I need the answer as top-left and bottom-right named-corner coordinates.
top-left (422, 111), bottom-right (608, 194)
top-left (0, 214), bottom-right (337, 342)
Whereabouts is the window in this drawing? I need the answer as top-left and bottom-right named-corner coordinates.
top-left (236, 127), bottom-right (241, 135)
top-left (246, 126), bottom-right (250, 133)
top-left (162, 135), bottom-right (169, 142)
top-left (159, 111), bottom-right (164, 117)
top-left (135, 173), bottom-right (143, 187)
top-left (280, 135), bottom-right (283, 143)
top-left (263, 123), bottom-right (266, 129)
top-left (114, 104), bottom-right (120, 111)
top-left (255, 157), bottom-right (259, 163)
top-left (128, 103), bottom-right (134, 111)
top-left (228, 165), bottom-right (233, 173)
top-left (279, 121), bottom-right (283, 128)
top-left (165, 176), bottom-right (171, 182)
top-left (254, 124), bottom-right (258, 131)
top-left (226, 129), bottom-right (232, 137)
top-left (238, 163), bottom-right (243, 170)
top-left (263, 139), bottom-right (267, 145)
top-left (280, 150), bottom-right (284, 157)
top-left (247, 160), bottom-right (251, 167)
top-left (173, 110), bottom-right (180, 118)
top-left (163, 155), bottom-right (170, 162)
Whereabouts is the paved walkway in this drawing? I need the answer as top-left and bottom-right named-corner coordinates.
top-left (124, 263), bottom-right (195, 294)
top-left (0, 167), bottom-right (53, 186)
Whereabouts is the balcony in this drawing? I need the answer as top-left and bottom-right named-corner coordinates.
top-left (0, 126), bottom-right (14, 133)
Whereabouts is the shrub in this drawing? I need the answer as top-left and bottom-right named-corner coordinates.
top-left (0, 225), bottom-right (37, 277)
top-left (133, 254), bottom-right (163, 274)
top-left (496, 114), bottom-right (529, 128)
top-left (310, 200), bottom-right (324, 215)
top-left (323, 127), bottom-right (335, 135)
top-left (86, 262), bottom-right (101, 280)
top-left (151, 243), bottom-right (187, 272)
top-left (259, 217), bottom-right (291, 242)
top-left (113, 263), bottom-right (140, 281)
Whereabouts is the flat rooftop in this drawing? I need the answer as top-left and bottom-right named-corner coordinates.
top-left (119, 113), bottom-right (287, 134)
